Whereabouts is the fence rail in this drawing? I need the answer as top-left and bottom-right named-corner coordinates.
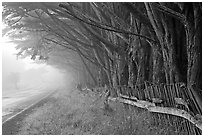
top-left (106, 82), bottom-right (202, 135)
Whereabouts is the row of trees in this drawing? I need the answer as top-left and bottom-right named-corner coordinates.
top-left (3, 2), bottom-right (202, 108)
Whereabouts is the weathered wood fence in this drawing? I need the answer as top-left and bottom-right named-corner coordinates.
top-left (106, 82), bottom-right (202, 135)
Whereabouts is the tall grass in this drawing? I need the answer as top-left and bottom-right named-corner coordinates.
top-left (18, 89), bottom-right (191, 135)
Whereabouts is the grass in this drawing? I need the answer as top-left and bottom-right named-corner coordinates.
top-left (17, 88), bottom-right (194, 135)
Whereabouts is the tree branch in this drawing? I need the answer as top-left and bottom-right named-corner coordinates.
top-left (109, 96), bottom-right (202, 130)
top-left (59, 3), bottom-right (158, 44)
top-left (9, 16), bottom-right (23, 26)
top-left (152, 3), bottom-right (187, 24)
top-left (44, 38), bottom-right (76, 52)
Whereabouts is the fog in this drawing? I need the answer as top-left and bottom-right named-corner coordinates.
top-left (2, 41), bottom-right (70, 97)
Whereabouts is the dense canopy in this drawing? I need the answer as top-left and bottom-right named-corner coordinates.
top-left (2, 2), bottom-right (202, 114)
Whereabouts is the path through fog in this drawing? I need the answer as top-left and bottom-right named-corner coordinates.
top-left (2, 41), bottom-right (74, 122)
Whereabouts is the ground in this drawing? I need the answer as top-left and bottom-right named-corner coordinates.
top-left (2, 88), bottom-right (193, 135)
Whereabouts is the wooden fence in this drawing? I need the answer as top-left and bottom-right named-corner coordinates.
top-left (113, 82), bottom-right (202, 135)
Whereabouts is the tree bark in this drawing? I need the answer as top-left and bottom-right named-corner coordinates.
top-left (183, 3), bottom-right (202, 113)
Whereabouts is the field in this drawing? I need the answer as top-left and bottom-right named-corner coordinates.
top-left (15, 88), bottom-right (190, 135)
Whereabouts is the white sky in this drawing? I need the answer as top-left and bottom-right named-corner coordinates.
top-left (2, 35), bottom-right (45, 73)
top-left (1, 23), bottom-right (68, 92)
top-left (1, 20), bottom-right (48, 71)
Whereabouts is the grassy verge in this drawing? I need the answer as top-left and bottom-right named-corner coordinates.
top-left (17, 89), bottom-right (191, 135)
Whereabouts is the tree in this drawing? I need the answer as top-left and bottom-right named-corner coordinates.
top-left (2, 2), bottom-right (202, 110)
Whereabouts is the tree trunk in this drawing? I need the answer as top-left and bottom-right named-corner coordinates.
top-left (78, 52), bottom-right (97, 85)
top-left (151, 44), bottom-right (163, 84)
top-left (183, 3), bottom-right (202, 113)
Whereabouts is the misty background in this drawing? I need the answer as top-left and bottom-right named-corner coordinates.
top-left (2, 39), bottom-right (68, 97)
